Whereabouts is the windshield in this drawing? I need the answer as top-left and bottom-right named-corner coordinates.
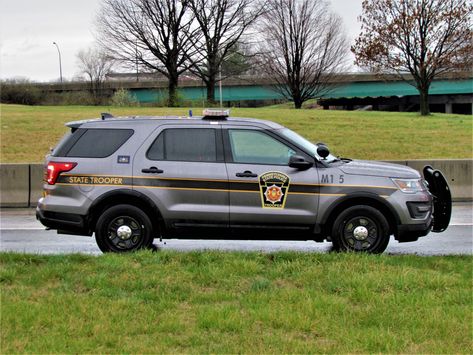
top-left (279, 128), bottom-right (338, 163)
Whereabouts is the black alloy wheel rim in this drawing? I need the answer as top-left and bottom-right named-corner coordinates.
top-left (342, 216), bottom-right (379, 251)
top-left (107, 216), bottom-right (143, 250)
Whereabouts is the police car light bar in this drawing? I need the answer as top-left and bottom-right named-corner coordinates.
top-left (202, 109), bottom-right (230, 118)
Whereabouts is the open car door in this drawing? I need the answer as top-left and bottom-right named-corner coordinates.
top-left (423, 166), bottom-right (452, 232)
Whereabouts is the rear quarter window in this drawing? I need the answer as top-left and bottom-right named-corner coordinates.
top-left (53, 128), bottom-right (134, 158)
top-left (51, 132), bottom-right (73, 157)
top-left (147, 128), bottom-right (217, 162)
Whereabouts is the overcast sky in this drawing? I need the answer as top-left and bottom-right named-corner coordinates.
top-left (0, 0), bottom-right (362, 82)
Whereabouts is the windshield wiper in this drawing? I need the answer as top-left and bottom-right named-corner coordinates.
top-left (338, 157), bottom-right (352, 162)
top-left (328, 156), bottom-right (352, 164)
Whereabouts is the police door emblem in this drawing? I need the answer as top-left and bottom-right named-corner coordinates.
top-left (259, 172), bottom-right (290, 209)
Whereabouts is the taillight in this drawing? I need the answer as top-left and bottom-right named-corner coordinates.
top-left (45, 162), bottom-right (77, 185)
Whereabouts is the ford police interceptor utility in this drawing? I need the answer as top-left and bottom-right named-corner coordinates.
top-left (36, 109), bottom-right (451, 253)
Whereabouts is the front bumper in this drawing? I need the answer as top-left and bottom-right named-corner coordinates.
top-left (395, 219), bottom-right (432, 242)
top-left (393, 165), bottom-right (451, 243)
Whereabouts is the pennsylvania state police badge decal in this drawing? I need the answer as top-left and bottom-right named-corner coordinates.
top-left (258, 172), bottom-right (290, 209)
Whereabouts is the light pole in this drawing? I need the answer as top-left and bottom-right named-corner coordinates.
top-left (52, 42), bottom-right (63, 83)
top-left (219, 65), bottom-right (223, 108)
top-left (135, 39), bottom-right (139, 82)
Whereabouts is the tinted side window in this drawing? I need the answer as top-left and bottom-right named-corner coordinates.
top-left (147, 128), bottom-right (217, 162)
top-left (51, 131), bottom-right (74, 157)
top-left (65, 129), bottom-right (134, 158)
top-left (229, 129), bottom-right (296, 165)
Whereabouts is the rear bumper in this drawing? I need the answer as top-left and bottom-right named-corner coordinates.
top-left (36, 207), bottom-right (91, 236)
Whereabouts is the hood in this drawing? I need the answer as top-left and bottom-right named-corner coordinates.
top-left (339, 160), bottom-right (420, 178)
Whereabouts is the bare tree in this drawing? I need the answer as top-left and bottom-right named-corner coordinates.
top-left (258, 0), bottom-right (348, 109)
top-left (187, 0), bottom-right (263, 104)
top-left (96, 0), bottom-right (196, 107)
top-left (76, 46), bottom-right (114, 104)
top-left (352, 0), bottom-right (473, 116)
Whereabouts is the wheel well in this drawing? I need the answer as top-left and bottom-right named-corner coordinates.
top-left (323, 197), bottom-right (398, 236)
top-left (87, 191), bottom-right (163, 236)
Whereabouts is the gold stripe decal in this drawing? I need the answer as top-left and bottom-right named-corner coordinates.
top-left (58, 174), bottom-right (396, 196)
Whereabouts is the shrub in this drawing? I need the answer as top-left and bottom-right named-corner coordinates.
top-left (41, 91), bottom-right (97, 106)
top-left (110, 89), bottom-right (139, 107)
top-left (0, 79), bottom-right (44, 105)
top-left (154, 88), bottom-right (188, 107)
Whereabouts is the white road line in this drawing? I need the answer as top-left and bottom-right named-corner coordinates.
top-left (1, 228), bottom-right (46, 230)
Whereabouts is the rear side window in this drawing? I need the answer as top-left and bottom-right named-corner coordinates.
top-left (147, 128), bottom-right (217, 162)
top-left (51, 132), bottom-right (73, 157)
top-left (54, 128), bottom-right (134, 158)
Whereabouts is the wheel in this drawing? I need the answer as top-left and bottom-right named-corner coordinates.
top-left (95, 204), bottom-right (154, 253)
top-left (331, 205), bottom-right (390, 254)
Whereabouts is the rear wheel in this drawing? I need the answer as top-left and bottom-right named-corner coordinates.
top-left (331, 205), bottom-right (390, 254)
top-left (95, 204), bottom-right (154, 253)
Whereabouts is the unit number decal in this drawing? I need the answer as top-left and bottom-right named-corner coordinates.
top-left (321, 174), bottom-right (344, 184)
top-left (259, 172), bottom-right (290, 209)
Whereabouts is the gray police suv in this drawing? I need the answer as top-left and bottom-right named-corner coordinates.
top-left (37, 110), bottom-right (451, 254)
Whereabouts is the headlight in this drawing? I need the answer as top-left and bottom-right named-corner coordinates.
top-left (392, 178), bottom-right (425, 193)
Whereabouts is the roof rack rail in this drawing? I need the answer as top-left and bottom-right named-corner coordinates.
top-left (101, 112), bottom-right (114, 120)
top-left (202, 108), bottom-right (230, 120)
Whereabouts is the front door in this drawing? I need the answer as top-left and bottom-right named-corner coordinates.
top-left (132, 124), bottom-right (229, 236)
top-left (223, 127), bottom-right (320, 237)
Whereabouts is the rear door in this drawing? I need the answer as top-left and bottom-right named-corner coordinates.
top-left (132, 124), bottom-right (229, 236)
top-left (223, 127), bottom-right (320, 237)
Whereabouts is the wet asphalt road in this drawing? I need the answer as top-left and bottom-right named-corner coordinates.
top-left (0, 204), bottom-right (471, 256)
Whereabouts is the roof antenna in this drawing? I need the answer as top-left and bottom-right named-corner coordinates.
top-left (101, 112), bottom-right (114, 120)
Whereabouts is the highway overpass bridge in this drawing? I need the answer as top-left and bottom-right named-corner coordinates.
top-left (42, 72), bottom-right (473, 114)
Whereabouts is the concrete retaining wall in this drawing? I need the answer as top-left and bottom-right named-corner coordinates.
top-left (0, 160), bottom-right (471, 207)
top-left (29, 164), bottom-right (44, 207)
top-left (0, 164), bottom-right (31, 207)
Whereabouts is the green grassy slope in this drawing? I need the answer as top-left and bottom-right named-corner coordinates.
top-left (1, 104), bottom-right (471, 162)
top-left (1, 251), bottom-right (471, 353)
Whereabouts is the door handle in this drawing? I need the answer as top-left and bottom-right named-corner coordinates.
top-left (236, 170), bottom-right (258, 178)
top-left (141, 166), bottom-right (164, 174)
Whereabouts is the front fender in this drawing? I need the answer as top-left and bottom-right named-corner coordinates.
top-left (319, 192), bottom-right (402, 227)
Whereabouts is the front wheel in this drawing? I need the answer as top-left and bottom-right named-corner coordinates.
top-left (95, 204), bottom-right (154, 253)
top-left (331, 205), bottom-right (390, 254)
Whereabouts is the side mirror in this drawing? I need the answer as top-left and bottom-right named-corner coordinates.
top-left (317, 145), bottom-right (330, 159)
top-left (289, 155), bottom-right (313, 170)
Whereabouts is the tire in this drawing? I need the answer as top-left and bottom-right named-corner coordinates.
top-left (95, 204), bottom-right (154, 253)
top-left (331, 205), bottom-right (390, 254)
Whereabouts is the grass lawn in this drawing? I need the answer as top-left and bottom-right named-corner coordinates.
top-left (0, 104), bottom-right (471, 163)
top-left (1, 251), bottom-right (472, 353)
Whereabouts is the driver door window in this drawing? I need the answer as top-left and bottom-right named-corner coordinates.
top-left (228, 129), bottom-right (295, 165)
